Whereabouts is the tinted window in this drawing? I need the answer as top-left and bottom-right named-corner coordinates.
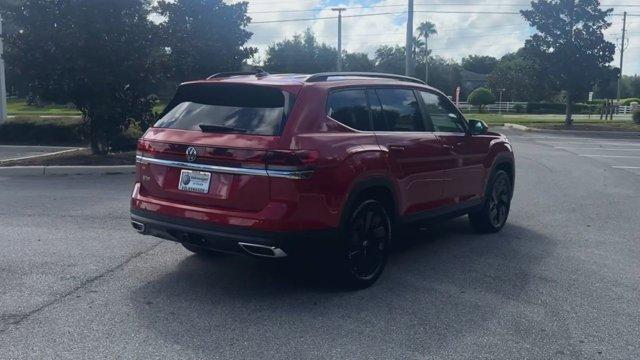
top-left (327, 90), bottom-right (371, 131)
top-left (155, 84), bottom-right (291, 136)
top-left (376, 88), bottom-right (426, 132)
top-left (419, 91), bottom-right (466, 133)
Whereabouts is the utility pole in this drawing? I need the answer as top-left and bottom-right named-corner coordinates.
top-left (616, 11), bottom-right (627, 101)
top-left (0, 15), bottom-right (8, 124)
top-left (405, 0), bottom-right (414, 77)
top-left (332, 8), bottom-right (346, 72)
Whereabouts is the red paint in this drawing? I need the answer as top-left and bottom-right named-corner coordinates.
top-left (131, 76), bottom-right (514, 233)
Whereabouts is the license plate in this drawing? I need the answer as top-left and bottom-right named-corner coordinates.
top-left (178, 170), bottom-right (211, 194)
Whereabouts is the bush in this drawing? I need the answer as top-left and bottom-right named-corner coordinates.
top-left (468, 88), bottom-right (495, 112)
top-left (514, 104), bottom-right (524, 113)
top-left (525, 102), bottom-right (597, 114)
top-left (621, 98), bottom-right (640, 106)
top-left (0, 120), bottom-right (141, 151)
top-left (633, 109), bottom-right (640, 124)
top-left (0, 121), bottom-right (83, 145)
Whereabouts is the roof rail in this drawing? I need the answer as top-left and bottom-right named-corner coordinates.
top-left (206, 69), bottom-right (269, 80)
top-left (306, 72), bottom-right (425, 85)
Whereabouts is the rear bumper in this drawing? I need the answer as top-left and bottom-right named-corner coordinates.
top-left (131, 209), bottom-right (339, 258)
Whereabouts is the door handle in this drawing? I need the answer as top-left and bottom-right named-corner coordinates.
top-left (388, 145), bottom-right (406, 152)
top-left (442, 144), bottom-right (454, 150)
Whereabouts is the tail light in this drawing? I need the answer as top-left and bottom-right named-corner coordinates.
top-left (136, 139), bottom-right (152, 157)
top-left (264, 150), bottom-right (318, 179)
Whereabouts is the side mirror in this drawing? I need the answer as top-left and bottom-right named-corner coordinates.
top-left (467, 119), bottom-right (488, 135)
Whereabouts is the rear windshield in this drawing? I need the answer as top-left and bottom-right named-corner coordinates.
top-left (155, 83), bottom-right (294, 136)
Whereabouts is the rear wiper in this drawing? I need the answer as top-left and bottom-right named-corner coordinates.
top-left (198, 124), bottom-right (247, 133)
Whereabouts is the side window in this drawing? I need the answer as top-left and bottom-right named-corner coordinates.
top-left (419, 91), bottom-right (466, 133)
top-left (327, 89), bottom-right (371, 131)
top-left (376, 88), bottom-right (427, 132)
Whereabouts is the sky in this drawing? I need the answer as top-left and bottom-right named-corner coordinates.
top-left (232, 0), bottom-right (639, 75)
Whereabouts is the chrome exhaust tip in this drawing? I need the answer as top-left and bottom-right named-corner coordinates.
top-left (131, 221), bottom-right (146, 234)
top-left (238, 242), bottom-right (287, 258)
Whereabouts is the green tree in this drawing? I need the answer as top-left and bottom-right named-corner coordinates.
top-left (461, 55), bottom-right (498, 74)
top-left (155, 0), bottom-right (255, 83)
top-left (343, 52), bottom-right (376, 72)
top-left (487, 48), bottom-right (553, 101)
top-left (5, 0), bottom-right (158, 154)
top-left (415, 56), bottom-right (462, 96)
top-left (468, 87), bottom-right (496, 112)
top-left (521, 0), bottom-right (616, 125)
top-left (373, 45), bottom-right (406, 75)
top-left (417, 21), bottom-right (437, 83)
top-left (263, 29), bottom-right (338, 73)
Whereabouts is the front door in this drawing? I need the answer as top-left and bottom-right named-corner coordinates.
top-left (368, 88), bottom-right (450, 217)
top-left (417, 90), bottom-right (489, 204)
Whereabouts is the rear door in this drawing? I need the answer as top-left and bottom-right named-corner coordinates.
top-left (417, 90), bottom-right (488, 203)
top-left (369, 87), bottom-right (451, 217)
top-left (136, 83), bottom-right (295, 212)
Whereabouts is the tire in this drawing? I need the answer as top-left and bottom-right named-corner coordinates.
top-left (469, 170), bottom-right (512, 233)
top-left (336, 199), bottom-right (391, 289)
top-left (181, 243), bottom-right (222, 257)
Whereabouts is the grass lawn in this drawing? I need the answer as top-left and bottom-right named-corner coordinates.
top-left (469, 113), bottom-right (640, 131)
top-left (7, 98), bottom-right (81, 116)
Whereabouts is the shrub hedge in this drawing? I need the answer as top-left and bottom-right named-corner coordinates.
top-left (525, 102), bottom-right (598, 114)
top-left (633, 109), bottom-right (640, 124)
top-left (0, 120), bottom-right (140, 151)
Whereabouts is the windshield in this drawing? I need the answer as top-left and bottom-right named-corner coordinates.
top-left (155, 84), bottom-right (293, 136)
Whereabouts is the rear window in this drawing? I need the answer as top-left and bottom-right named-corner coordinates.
top-left (155, 84), bottom-right (294, 136)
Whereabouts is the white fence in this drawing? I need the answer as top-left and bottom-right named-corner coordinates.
top-left (457, 101), bottom-right (635, 114)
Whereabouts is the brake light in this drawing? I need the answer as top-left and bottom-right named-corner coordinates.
top-left (136, 139), bottom-right (151, 157)
top-left (265, 150), bottom-right (318, 171)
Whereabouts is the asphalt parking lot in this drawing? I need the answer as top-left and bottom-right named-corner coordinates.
top-left (1, 128), bottom-right (639, 359)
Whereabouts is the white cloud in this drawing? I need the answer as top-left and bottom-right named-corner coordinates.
top-left (236, 0), bottom-right (639, 75)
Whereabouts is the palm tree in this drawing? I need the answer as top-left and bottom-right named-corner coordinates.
top-left (417, 21), bottom-right (437, 84)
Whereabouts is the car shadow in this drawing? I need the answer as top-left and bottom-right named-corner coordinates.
top-left (130, 217), bottom-right (560, 358)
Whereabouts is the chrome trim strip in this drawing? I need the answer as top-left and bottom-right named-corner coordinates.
top-left (238, 242), bottom-right (288, 258)
top-left (136, 156), bottom-right (313, 179)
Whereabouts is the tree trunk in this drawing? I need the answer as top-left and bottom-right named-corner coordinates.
top-left (86, 113), bottom-right (106, 155)
top-left (565, 91), bottom-right (573, 126)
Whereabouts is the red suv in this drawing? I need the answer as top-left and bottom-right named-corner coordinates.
top-left (131, 71), bottom-right (514, 287)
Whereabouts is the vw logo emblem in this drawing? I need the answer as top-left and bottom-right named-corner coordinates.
top-left (185, 147), bottom-right (197, 162)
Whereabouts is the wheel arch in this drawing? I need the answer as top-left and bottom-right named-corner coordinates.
top-left (484, 152), bottom-right (515, 199)
top-left (340, 176), bottom-right (398, 229)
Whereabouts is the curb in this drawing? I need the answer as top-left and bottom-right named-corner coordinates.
top-left (0, 165), bottom-right (135, 177)
top-left (502, 123), bottom-right (640, 138)
top-left (503, 123), bottom-right (531, 131)
top-left (0, 147), bottom-right (87, 166)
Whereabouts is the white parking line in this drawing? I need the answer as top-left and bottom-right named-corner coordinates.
top-left (554, 147), bottom-right (640, 151)
top-left (578, 155), bottom-right (640, 158)
top-left (612, 166), bottom-right (640, 169)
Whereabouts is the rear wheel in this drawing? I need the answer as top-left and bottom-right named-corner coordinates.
top-left (181, 243), bottom-right (222, 257)
top-left (337, 199), bottom-right (391, 289)
top-left (469, 170), bottom-right (512, 233)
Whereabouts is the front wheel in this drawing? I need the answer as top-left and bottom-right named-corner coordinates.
top-left (469, 170), bottom-right (512, 233)
top-left (337, 199), bottom-right (391, 289)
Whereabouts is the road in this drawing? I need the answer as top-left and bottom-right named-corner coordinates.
top-left (1, 129), bottom-right (639, 359)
